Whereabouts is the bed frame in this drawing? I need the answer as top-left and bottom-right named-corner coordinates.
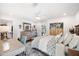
top-left (32, 48), bottom-right (49, 56)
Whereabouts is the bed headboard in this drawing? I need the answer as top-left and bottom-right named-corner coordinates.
top-left (49, 23), bottom-right (63, 36)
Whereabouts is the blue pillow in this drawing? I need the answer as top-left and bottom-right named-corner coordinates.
top-left (20, 36), bottom-right (27, 44)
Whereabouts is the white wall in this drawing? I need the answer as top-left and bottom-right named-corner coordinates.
top-left (34, 22), bottom-right (42, 36)
top-left (0, 16), bottom-right (35, 40)
top-left (12, 11), bottom-right (79, 38)
top-left (59, 16), bottom-right (75, 34)
top-left (46, 16), bottom-right (75, 35)
top-left (13, 18), bottom-right (35, 39)
top-left (36, 11), bottom-right (79, 36)
top-left (75, 11), bottom-right (79, 25)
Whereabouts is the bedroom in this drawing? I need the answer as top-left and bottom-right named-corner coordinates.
top-left (0, 3), bottom-right (79, 56)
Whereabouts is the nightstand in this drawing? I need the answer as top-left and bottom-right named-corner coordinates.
top-left (68, 48), bottom-right (79, 56)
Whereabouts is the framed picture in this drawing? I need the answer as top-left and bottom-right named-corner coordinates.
top-left (50, 22), bottom-right (63, 36)
top-left (23, 22), bottom-right (31, 31)
top-left (41, 25), bottom-right (46, 36)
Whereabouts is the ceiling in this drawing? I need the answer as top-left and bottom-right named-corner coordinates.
top-left (0, 19), bottom-right (12, 24)
top-left (0, 3), bottom-right (79, 22)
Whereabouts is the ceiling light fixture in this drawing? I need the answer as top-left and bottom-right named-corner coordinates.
top-left (33, 3), bottom-right (38, 7)
top-left (64, 13), bottom-right (67, 16)
top-left (35, 16), bottom-right (40, 20)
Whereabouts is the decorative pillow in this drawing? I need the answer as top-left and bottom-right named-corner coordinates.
top-left (58, 36), bottom-right (64, 43)
top-left (20, 36), bottom-right (27, 44)
top-left (59, 33), bottom-right (69, 43)
top-left (55, 33), bottom-right (62, 39)
top-left (64, 33), bottom-right (71, 41)
top-left (55, 33), bottom-right (62, 42)
top-left (69, 35), bottom-right (79, 49)
top-left (64, 33), bottom-right (69, 40)
top-left (63, 33), bottom-right (72, 45)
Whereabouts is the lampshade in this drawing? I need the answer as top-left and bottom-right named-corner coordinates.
top-left (0, 26), bottom-right (11, 32)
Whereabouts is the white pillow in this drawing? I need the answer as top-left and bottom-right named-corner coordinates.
top-left (56, 33), bottom-right (62, 38)
top-left (63, 33), bottom-right (72, 45)
top-left (61, 33), bottom-right (69, 43)
top-left (69, 35), bottom-right (79, 49)
top-left (58, 33), bottom-right (69, 43)
top-left (55, 33), bottom-right (62, 42)
top-left (64, 33), bottom-right (68, 39)
top-left (58, 36), bottom-right (64, 43)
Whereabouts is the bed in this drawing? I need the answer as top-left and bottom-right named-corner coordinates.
top-left (31, 22), bottom-right (65, 56)
top-left (31, 33), bottom-right (65, 56)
